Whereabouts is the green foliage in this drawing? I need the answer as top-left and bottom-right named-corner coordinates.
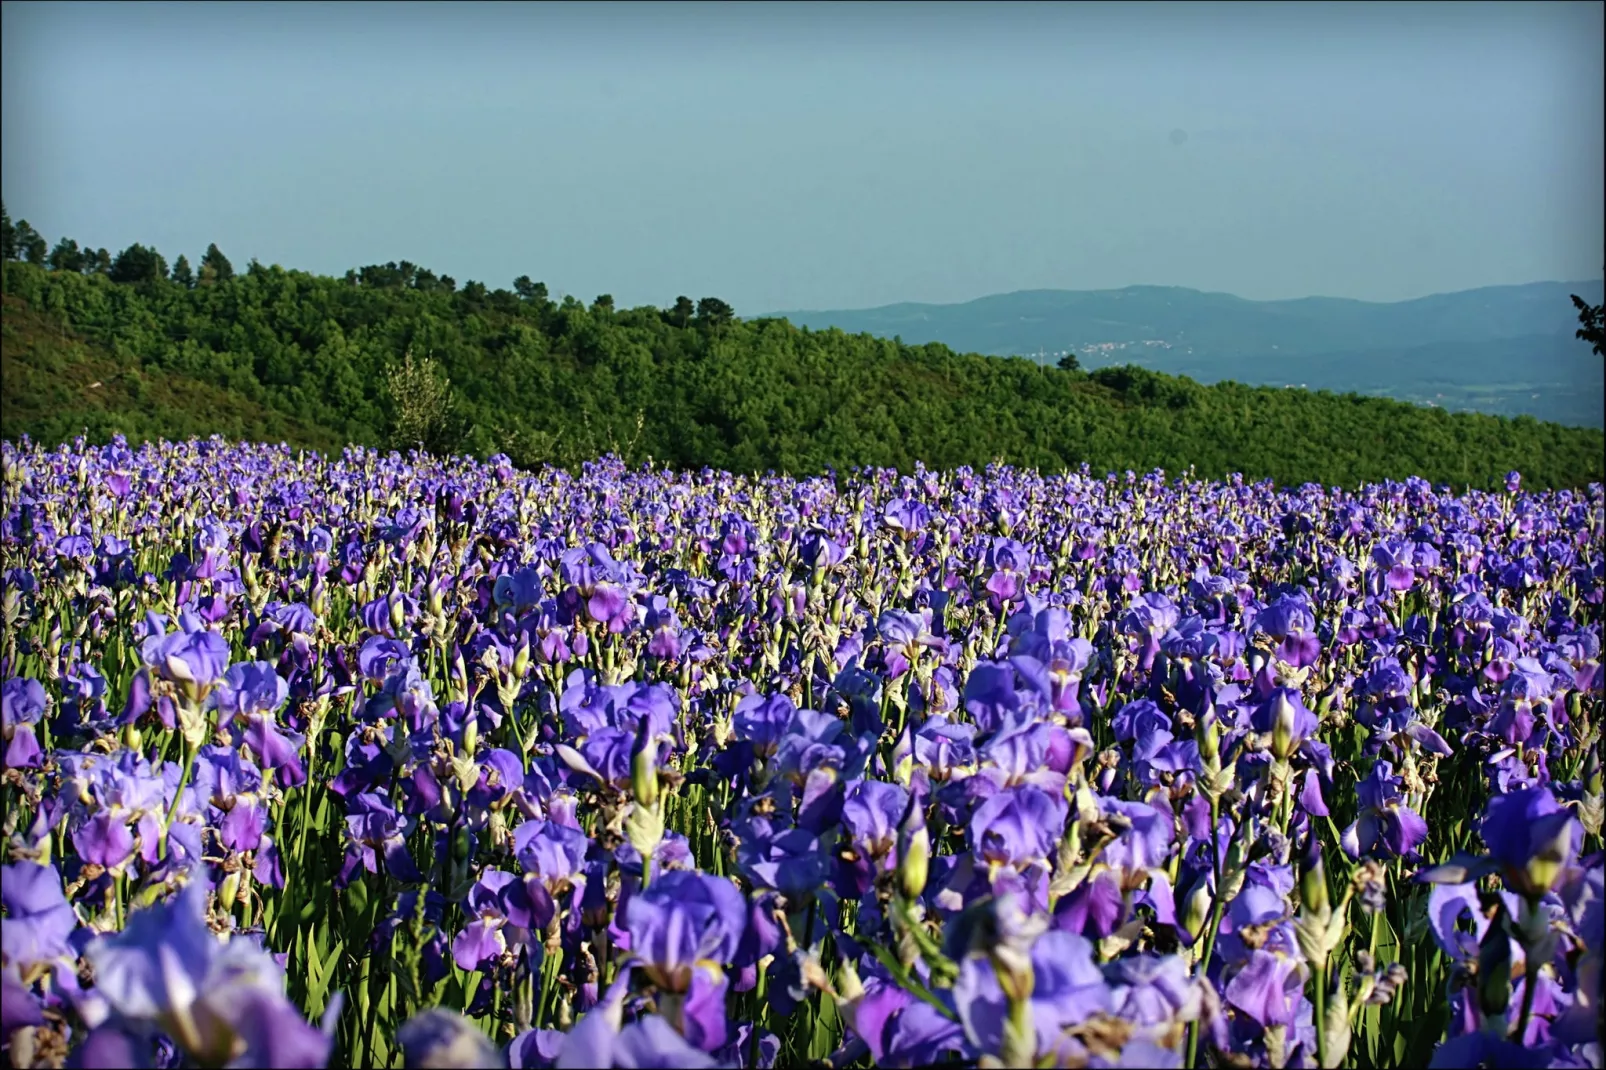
top-left (108, 243), bottom-right (169, 286)
top-left (0, 295), bottom-right (343, 451)
top-left (1, 248), bottom-right (1602, 489)
top-left (48, 238), bottom-right (88, 274)
top-left (1574, 274), bottom-right (1605, 358)
top-left (10, 215), bottom-right (47, 265)
top-left (199, 242), bottom-right (235, 287)
top-left (385, 347), bottom-right (471, 455)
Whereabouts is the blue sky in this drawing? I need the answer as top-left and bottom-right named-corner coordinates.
top-left (2, 1), bottom-right (1601, 313)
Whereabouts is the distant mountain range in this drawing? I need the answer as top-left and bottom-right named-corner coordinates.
top-left (771, 281), bottom-right (1606, 428)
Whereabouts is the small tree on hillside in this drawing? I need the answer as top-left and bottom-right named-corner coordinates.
top-left (1573, 274), bottom-right (1604, 358)
top-left (1, 203), bottom-right (16, 261)
top-left (108, 243), bottom-right (168, 284)
top-left (696, 297), bottom-right (734, 331)
top-left (386, 348), bottom-right (469, 456)
top-left (199, 243), bottom-right (235, 286)
top-left (48, 238), bottom-right (87, 273)
top-left (14, 219), bottom-right (47, 264)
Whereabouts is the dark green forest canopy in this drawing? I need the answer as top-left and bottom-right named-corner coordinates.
top-left (1, 233), bottom-right (1601, 490)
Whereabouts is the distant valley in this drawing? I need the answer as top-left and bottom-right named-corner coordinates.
top-left (772, 281), bottom-right (1606, 428)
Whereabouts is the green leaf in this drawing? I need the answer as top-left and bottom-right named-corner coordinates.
top-left (866, 943), bottom-right (956, 1022)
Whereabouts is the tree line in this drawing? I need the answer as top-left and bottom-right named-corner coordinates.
top-left (2, 203), bottom-right (1601, 490)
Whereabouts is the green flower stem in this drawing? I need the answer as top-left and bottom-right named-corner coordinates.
top-left (1315, 960), bottom-right (1329, 1070)
top-left (159, 740), bottom-right (194, 858)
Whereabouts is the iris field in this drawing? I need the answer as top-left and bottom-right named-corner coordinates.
top-left (0, 435), bottom-right (1601, 1069)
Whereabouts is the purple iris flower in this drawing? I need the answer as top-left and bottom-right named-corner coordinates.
top-left (800, 530), bottom-right (849, 571)
top-left (838, 779), bottom-right (910, 897)
top-left (1249, 688), bottom-right (1319, 760)
top-left (736, 820), bottom-right (831, 898)
top-left (1425, 883), bottom-right (1498, 964)
top-left (516, 819), bottom-right (591, 916)
top-left (1, 863), bottom-right (78, 967)
top-left (1254, 594), bottom-right (1322, 667)
top-left (1114, 699), bottom-right (1173, 761)
top-left (1478, 787), bottom-right (1583, 898)
top-left (340, 792), bottom-right (424, 885)
top-left (913, 716), bottom-right (978, 782)
top-left (732, 693), bottom-right (796, 761)
top-left (953, 929), bottom-right (1112, 1063)
top-left (1122, 593), bottom-right (1182, 671)
top-left (357, 636), bottom-right (413, 683)
top-left (968, 719), bottom-right (1074, 801)
top-left (623, 870), bottom-right (746, 994)
top-left (1341, 761), bottom-right (1429, 861)
top-left (841, 975), bottom-right (918, 1065)
top-left (586, 582), bottom-right (635, 633)
top-left (879, 609), bottom-right (941, 679)
top-left (882, 498), bottom-right (930, 538)
top-left (1101, 799), bottom-right (1176, 878)
top-left (1105, 954), bottom-right (1202, 1026)
top-left (774, 707), bottom-right (858, 786)
top-left (453, 869), bottom-right (540, 972)
top-left (64, 1026), bottom-right (155, 1070)
top-left (1, 677), bottom-right (47, 769)
top-left (554, 980), bottom-right (720, 1069)
top-left (142, 623), bottom-right (230, 690)
top-left (565, 726), bottom-right (635, 791)
top-left (2, 967), bottom-right (44, 1036)
top-left (1372, 540), bottom-right (1418, 592)
top-left (493, 566), bottom-right (545, 612)
top-left (1053, 870), bottom-right (1126, 940)
top-left (963, 663), bottom-right (1022, 737)
top-left (86, 882), bottom-right (330, 1068)
top-left (396, 1007), bottom-right (502, 1069)
top-left (970, 786), bottom-right (1066, 870)
top-left (1224, 950), bottom-right (1305, 1029)
top-left (73, 810), bottom-right (138, 871)
top-left (360, 589), bottom-right (419, 638)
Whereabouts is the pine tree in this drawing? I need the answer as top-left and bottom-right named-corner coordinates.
top-left (48, 237), bottom-right (87, 273)
top-left (199, 242), bottom-right (235, 286)
top-left (0, 202), bottom-right (16, 261)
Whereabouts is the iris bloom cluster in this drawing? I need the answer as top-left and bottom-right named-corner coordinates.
top-left (0, 436), bottom-right (1601, 1070)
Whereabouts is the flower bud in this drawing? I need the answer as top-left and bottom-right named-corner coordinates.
top-left (1180, 871), bottom-right (1214, 943)
top-left (1477, 908), bottom-right (1513, 1018)
top-left (631, 726), bottom-right (660, 812)
top-left (1270, 691), bottom-right (1301, 760)
top-left (1300, 836), bottom-right (1330, 918)
top-left (1520, 810), bottom-right (1578, 899)
top-left (1197, 715), bottom-right (1221, 765)
top-left (389, 595), bottom-right (407, 634)
top-left (898, 799), bottom-right (930, 902)
top-left (451, 825), bottom-right (473, 866)
top-left (513, 636), bottom-right (532, 682)
top-left (218, 870), bottom-right (242, 914)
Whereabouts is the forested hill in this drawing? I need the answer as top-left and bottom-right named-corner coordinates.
top-left (1, 241), bottom-right (1602, 490)
top-left (774, 282), bottom-right (1606, 428)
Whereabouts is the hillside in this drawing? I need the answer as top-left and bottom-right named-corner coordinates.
top-left (0, 296), bottom-right (344, 452)
top-left (773, 282), bottom-right (1606, 427)
top-left (2, 257), bottom-right (1602, 490)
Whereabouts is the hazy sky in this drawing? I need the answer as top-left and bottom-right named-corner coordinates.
top-left (3, 1), bottom-right (1602, 313)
